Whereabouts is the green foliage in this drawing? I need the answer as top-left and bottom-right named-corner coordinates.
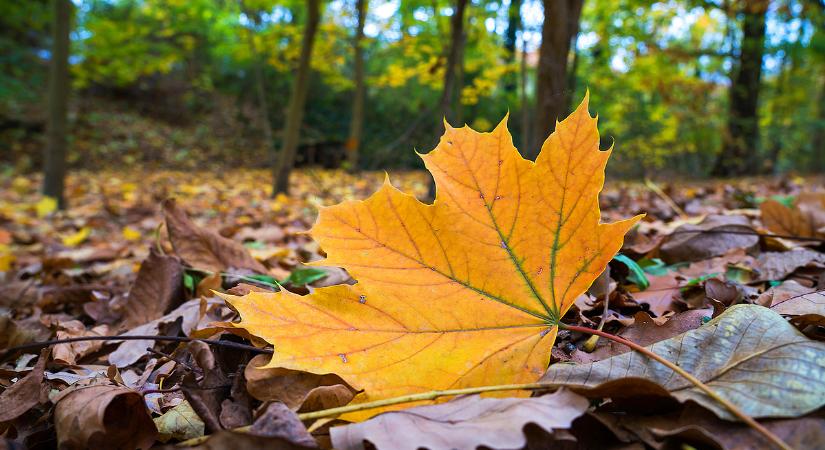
top-left (2, 0), bottom-right (823, 175)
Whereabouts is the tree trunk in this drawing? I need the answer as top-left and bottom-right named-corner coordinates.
top-left (503, 0), bottom-right (522, 93)
top-left (43, 0), bottom-right (72, 208)
top-left (345, 0), bottom-right (368, 172)
top-left (241, 4), bottom-right (275, 159)
top-left (438, 0), bottom-right (468, 125)
top-left (520, 35), bottom-right (530, 152)
top-left (531, 0), bottom-right (583, 159)
top-left (712, 0), bottom-right (768, 177)
top-left (427, 0), bottom-right (468, 200)
top-left (272, 0), bottom-right (321, 195)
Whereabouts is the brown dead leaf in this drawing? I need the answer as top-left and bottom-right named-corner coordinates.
top-left (0, 349), bottom-right (49, 423)
top-left (197, 272), bottom-right (223, 298)
top-left (249, 403), bottom-right (317, 448)
top-left (758, 280), bottom-right (816, 307)
top-left (704, 278), bottom-right (740, 306)
top-left (331, 389), bottom-right (588, 450)
top-left (121, 248), bottom-right (184, 328)
top-left (53, 383), bottom-right (157, 449)
top-left (244, 354), bottom-right (357, 412)
top-left (659, 215), bottom-right (758, 263)
top-left (53, 320), bottom-right (111, 365)
top-left (591, 403), bottom-right (825, 450)
top-left (587, 310), bottom-right (710, 361)
top-left (163, 198), bottom-right (267, 273)
top-left (629, 274), bottom-right (682, 317)
top-left (755, 248), bottom-right (825, 281)
top-left (109, 297), bottom-right (225, 367)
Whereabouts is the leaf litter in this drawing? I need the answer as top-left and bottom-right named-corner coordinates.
top-left (2, 102), bottom-right (825, 449)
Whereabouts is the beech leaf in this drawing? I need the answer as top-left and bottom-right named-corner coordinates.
top-left (542, 304), bottom-right (825, 420)
top-left (224, 95), bottom-right (641, 419)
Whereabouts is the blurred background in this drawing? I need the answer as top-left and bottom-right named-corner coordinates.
top-left (1, 0), bottom-right (823, 199)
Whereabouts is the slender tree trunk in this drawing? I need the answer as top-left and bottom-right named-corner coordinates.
top-left (438, 0), bottom-right (468, 124)
top-left (565, 31), bottom-right (580, 114)
top-left (712, 0), bottom-right (768, 177)
top-left (520, 35), bottom-right (530, 152)
top-left (43, 0), bottom-right (72, 208)
top-left (427, 0), bottom-right (468, 200)
top-left (531, 0), bottom-right (583, 159)
top-left (345, 0), bottom-right (368, 172)
top-left (273, 0), bottom-right (321, 195)
top-left (241, 4), bottom-right (275, 158)
top-left (815, 74), bottom-right (825, 173)
top-left (503, 0), bottom-right (522, 93)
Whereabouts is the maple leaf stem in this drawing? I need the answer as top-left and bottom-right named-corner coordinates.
top-left (561, 324), bottom-right (793, 450)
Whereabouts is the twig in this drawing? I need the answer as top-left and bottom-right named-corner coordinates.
top-left (562, 324), bottom-right (793, 450)
top-left (668, 228), bottom-right (825, 243)
top-left (644, 179), bottom-right (688, 219)
top-left (0, 335), bottom-right (272, 362)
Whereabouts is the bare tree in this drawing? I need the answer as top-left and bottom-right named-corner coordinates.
top-left (43, 0), bottom-right (72, 208)
top-left (712, 0), bottom-right (769, 176)
top-left (273, 0), bottom-right (321, 195)
top-left (531, 0), bottom-right (583, 159)
top-left (427, 0), bottom-right (468, 200)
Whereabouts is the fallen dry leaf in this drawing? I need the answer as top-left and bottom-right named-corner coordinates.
top-left (163, 198), bottom-right (267, 273)
top-left (761, 193), bottom-right (825, 240)
top-left (0, 349), bottom-right (49, 423)
top-left (244, 354), bottom-right (357, 412)
top-left (543, 304), bottom-right (825, 420)
top-left (755, 248), bottom-right (825, 281)
top-left (52, 320), bottom-right (111, 365)
top-left (592, 403), bottom-right (825, 450)
top-left (121, 248), bottom-right (184, 328)
top-left (109, 297), bottom-right (224, 367)
top-left (225, 98), bottom-right (641, 418)
top-left (154, 401), bottom-right (205, 443)
top-left (659, 215), bottom-right (758, 263)
top-left (53, 383), bottom-right (157, 450)
top-left (331, 389), bottom-right (588, 450)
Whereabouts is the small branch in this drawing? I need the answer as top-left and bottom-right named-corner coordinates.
top-left (561, 324), bottom-right (793, 450)
top-left (645, 179), bottom-right (688, 219)
top-left (0, 335), bottom-right (272, 362)
top-left (668, 229), bottom-right (825, 243)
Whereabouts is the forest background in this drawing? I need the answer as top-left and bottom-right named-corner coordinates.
top-left (1, 0), bottom-right (823, 200)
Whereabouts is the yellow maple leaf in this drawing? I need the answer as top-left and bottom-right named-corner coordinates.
top-left (224, 95), bottom-right (642, 419)
top-left (62, 227), bottom-right (91, 247)
top-left (0, 245), bottom-right (15, 271)
top-left (122, 226), bottom-right (142, 241)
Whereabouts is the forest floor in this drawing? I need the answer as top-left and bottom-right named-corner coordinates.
top-left (1, 168), bottom-right (824, 449)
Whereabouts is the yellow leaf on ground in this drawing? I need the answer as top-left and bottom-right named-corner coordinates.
top-left (0, 245), bottom-right (15, 271)
top-left (122, 226), bottom-right (142, 241)
top-left (36, 196), bottom-right (58, 217)
top-left (62, 227), bottom-right (91, 247)
top-left (225, 95), bottom-right (642, 420)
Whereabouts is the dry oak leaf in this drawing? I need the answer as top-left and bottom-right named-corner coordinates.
top-left (225, 96), bottom-right (641, 419)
